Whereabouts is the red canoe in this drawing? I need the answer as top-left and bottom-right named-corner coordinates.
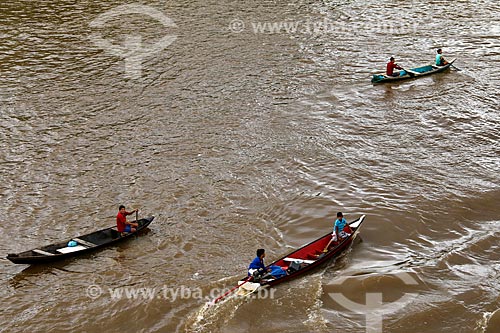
top-left (213, 215), bottom-right (366, 303)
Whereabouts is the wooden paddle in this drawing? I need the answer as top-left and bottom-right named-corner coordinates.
top-left (211, 276), bottom-right (254, 305)
top-left (451, 64), bottom-right (462, 71)
top-left (401, 67), bottom-right (416, 77)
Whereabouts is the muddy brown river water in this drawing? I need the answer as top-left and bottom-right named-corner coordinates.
top-left (1, 1), bottom-right (499, 332)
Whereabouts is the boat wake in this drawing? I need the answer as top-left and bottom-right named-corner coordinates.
top-left (182, 273), bottom-right (254, 332)
top-left (185, 292), bottom-right (248, 333)
top-left (478, 309), bottom-right (500, 333)
top-left (186, 271), bottom-right (332, 332)
top-left (301, 272), bottom-right (329, 332)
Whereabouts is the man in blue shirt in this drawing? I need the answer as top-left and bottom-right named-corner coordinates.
top-left (323, 212), bottom-right (352, 252)
top-left (248, 248), bottom-right (267, 276)
top-left (248, 248), bottom-right (287, 279)
top-left (436, 48), bottom-right (449, 66)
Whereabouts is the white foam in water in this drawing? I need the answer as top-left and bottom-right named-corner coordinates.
top-left (188, 294), bottom-right (247, 333)
top-left (303, 274), bottom-right (329, 331)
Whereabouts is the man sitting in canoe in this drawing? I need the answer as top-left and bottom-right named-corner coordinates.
top-left (386, 57), bottom-right (403, 77)
top-left (248, 248), bottom-right (271, 277)
top-left (435, 48), bottom-right (449, 66)
top-left (116, 205), bottom-right (139, 236)
top-left (323, 212), bottom-right (352, 252)
top-left (248, 249), bottom-right (287, 279)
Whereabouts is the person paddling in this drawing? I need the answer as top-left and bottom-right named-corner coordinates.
top-left (386, 57), bottom-right (403, 77)
top-left (248, 249), bottom-right (287, 279)
top-left (116, 205), bottom-right (139, 236)
top-left (323, 212), bottom-right (352, 252)
top-left (248, 248), bottom-right (269, 276)
top-left (435, 48), bottom-right (449, 66)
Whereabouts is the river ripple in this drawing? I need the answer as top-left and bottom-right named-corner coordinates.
top-left (0, 1), bottom-right (499, 332)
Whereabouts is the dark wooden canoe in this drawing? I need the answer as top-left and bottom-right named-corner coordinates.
top-left (213, 215), bottom-right (365, 303)
top-left (371, 58), bottom-right (456, 83)
top-left (6, 216), bottom-right (154, 264)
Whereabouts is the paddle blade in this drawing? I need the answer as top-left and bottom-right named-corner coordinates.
top-left (235, 282), bottom-right (261, 297)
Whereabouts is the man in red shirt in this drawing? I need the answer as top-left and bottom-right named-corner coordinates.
top-left (116, 205), bottom-right (139, 235)
top-left (386, 57), bottom-right (403, 77)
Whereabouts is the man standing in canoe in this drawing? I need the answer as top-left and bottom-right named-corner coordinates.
top-left (323, 212), bottom-right (352, 252)
top-left (386, 57), bottom-right (403, 77)
top-left (116, 205), bottom-right (139, 236)
top-left (435, 48), bottom-right (449, 66)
